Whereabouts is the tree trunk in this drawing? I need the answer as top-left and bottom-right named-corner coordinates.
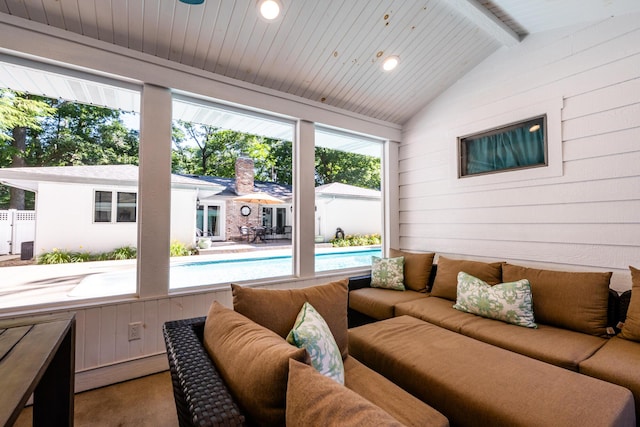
top-left (9, 126), bottom-right (27, 210)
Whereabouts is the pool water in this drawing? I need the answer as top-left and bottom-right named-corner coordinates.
top-left (70, 247), bottom-right (380, 298)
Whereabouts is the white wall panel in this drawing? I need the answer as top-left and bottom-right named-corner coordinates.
top-left (401, 13), bottom-right (640, 292)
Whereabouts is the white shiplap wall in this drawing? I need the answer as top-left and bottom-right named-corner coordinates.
top-left (401, 14), bottom-right (640, 293)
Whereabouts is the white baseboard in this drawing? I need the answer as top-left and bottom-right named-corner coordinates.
top-left (75, 353), bottom-right (169, 393)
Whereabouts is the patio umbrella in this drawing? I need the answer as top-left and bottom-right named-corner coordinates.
top-left (233, 192), bottom-right (284, 204)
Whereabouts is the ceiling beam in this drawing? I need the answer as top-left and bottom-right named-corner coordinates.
top-left (451, 0), bottom-right (521, 47)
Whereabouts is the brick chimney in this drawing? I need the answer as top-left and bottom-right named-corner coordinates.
top-left (235, 156), bottom-right (255, 195)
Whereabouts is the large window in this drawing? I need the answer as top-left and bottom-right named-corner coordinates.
top-left (314, 126), bottom-right (383, 272)
top-left (459, 115), bottom-right (547, 177)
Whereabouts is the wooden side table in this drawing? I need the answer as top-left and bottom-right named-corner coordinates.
top-left (0, 313), bottom-right (75, 427)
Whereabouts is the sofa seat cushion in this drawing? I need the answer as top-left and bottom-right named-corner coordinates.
top-left (459, 315), bottom-right (607, 371)
top-left (395, 295), bottom-right (478, 333)
top-left (349, 288), bottom-right (428, 320)
top-left (349, 316), bottom-right (635, 427)
top-left (286, 359), bottom-right (408, 427)
top-left (580, 337), bottom-right (640, 418)
top-left (343, 356), bottom-right (449, 427)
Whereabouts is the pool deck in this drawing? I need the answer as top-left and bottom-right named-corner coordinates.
top-left (0, 242), bottom-right (358, 311)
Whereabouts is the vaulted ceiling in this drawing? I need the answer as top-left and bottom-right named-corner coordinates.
top-left (1, 0), bottom-right (639, 125)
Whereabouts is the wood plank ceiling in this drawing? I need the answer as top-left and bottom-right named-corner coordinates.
top-left (0, 0), bottom-right (639, 125)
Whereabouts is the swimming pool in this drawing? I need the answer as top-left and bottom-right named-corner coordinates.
top-left (69, 247), bottom-right (380, 298)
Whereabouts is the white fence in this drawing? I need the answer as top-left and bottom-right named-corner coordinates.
top-left (0, 210), bottom-right (36, 255)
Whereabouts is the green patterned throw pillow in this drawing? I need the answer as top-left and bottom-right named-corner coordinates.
top-left (371, 256), bottom-right (405, 291)
top-left (287, 302), bottom-right (345, 384)
top-left (453, 271), bottom-right (537, 328)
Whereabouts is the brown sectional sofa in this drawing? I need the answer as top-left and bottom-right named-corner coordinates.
top-left (164, 279), bottom-right (449, 426)
top-left (348, 252), bottom-right (640, 426)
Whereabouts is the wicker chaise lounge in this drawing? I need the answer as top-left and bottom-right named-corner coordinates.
top-left (163, 317), bottom-right (247, 427)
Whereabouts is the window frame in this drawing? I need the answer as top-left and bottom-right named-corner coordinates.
top-left (93, 190), bottom-right (138, 224)
top-left (458, 115), bottom-right (548, 178)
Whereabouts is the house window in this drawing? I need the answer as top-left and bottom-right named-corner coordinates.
top-left (94, 191), bottom-right (112, 222)
top-left (94, 191), bottom-right (137, 223)
top-left (117, 192), bottom-right (137, 222)
top-left (459, 115), bottom-right (547, 177)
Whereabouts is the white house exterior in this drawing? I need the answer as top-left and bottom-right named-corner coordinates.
top-left (314, 182), bottom-right (381, 242)
top-left (0, 165), bottom-right (223, 256)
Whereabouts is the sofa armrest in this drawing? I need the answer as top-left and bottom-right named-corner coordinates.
top-left (163, 317), bottom-right (247, 427)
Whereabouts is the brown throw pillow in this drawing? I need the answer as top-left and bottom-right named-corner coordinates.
top-left (389, 249), bottom-right (435, 292)
top-left (619, 266), bottom-right (640, 342)
top-left (286, 359), bottom-right (406, 427)
top-left (232, 279), bottom-right (349, 358)
top-left (203, 301), bottom-right (306, 426)
top-left (502, 263), bottom-right (612, 337)
top-left (430, 256), bottom-right (503, 301)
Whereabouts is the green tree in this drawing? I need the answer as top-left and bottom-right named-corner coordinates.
top-left (0, 91), bottom-right (139, 209)
top-left (315, 147), bottom-right (380, 189)
top-left (0, 90), bottom-right (54, 208)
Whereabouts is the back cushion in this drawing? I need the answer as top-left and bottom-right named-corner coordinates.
top-left (430, 256), bottom-right (503, 301)
top-left (286, 359), bottom-right (406, 427)
top-left (203, 301), bottom-right (306, 426)
top-left (502, 264), bottom-right (612, 337)
top-left (389, 249), bottom-right (435, 292)
top-left (619, 266), bottom-right (640, 342)
top-left (232, 279), bottom-right (349, 358)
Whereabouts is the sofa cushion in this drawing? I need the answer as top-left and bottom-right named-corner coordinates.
top-left (431, 256), bottom-right (503, 301)
top-left (349, 288), bottom-right (428, 320)
top-left (286, 359), bottom-right (407, 427)
top-left (287, 302), bottom-right (344, 384)
top-left (343, 356), bottom-right (449, 427)
top-left (389, 249), bottom-right (435, 292)
top-left (579, 336), bottom-right (640, 418)
top-left (395, 295), bottom-right (478, 333)
top-left (232, 279), bottom-right (349, 358)
top-left (371, 256), bottom-right (405, 290)
top-left (459, 314), bottom-right (607, 371)
top-left (502, 263), bottom-right (612, 337)
top-left (203, 301), bottom-right (306, 426)
top-left (349, 315), bottom-right (635, 427)
top-left (619, 266), bottom-right (640, 342)
top-left (453, 271), bottom-right (536, 328)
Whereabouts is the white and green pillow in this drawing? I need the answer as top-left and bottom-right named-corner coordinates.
top-left (453, 271), bottom-right (537, 328)
top-left (287, 302), bottom-right (345, 384)
top-left (371, 256), bottom-right (405, 291)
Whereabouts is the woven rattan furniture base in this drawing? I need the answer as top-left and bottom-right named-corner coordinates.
top-left (163, 317), bottom-right (247, 427)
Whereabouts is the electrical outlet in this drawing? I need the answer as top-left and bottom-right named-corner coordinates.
top-left (128, 322), bottom-right (142, 341)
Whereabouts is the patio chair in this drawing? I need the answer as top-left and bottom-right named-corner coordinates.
top-left (162, 317), bottom-right (246, 427)
top-left (238, 226), bottom-right (250, 242)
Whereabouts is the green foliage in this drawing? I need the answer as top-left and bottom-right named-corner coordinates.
top-left (315, 147), bottom-right (380, 190)
top-left (170, 240), bottom-right (194, 257)
top-left (107, 246), bottom-right (137, 260)
top-left (36, 243), bottom-right (202, 264)
top-left (329, 233), bottom-right (381, 247)
top-left (38, 245), bottom-right (137, 264)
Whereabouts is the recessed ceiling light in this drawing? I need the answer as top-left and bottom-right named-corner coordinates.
top-left (382, 55), bottom-right (400, 71)
top-left (258, 0), bottom-right (283, 21)
top-left (529, 124), bottom-right (541, 132)
top-left (179, 0), bottom-right (204, 4)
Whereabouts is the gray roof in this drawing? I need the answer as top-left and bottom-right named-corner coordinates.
top-left (315, 182), bottom-right (380, 199)
top-left (0, 165), bottom-right (224, 192)
top-left (185, 175), bottom-right (292, 201)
